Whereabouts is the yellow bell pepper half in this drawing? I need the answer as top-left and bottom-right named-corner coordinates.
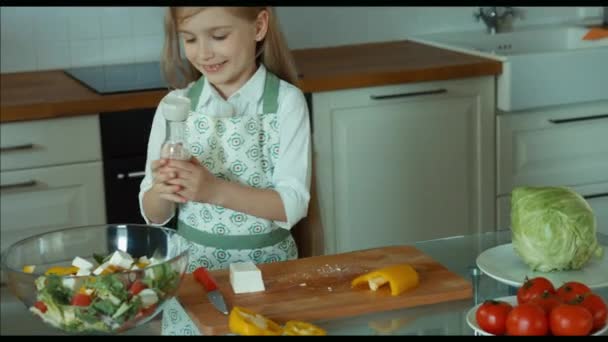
top-left (351, 264), bottom-right (419, 296)
top-left (283, 320), bottom-right (327, 336)
top-left (44, 266), bottom-right (79, 276)
top-left (228, 306), bottom-right (283, 336)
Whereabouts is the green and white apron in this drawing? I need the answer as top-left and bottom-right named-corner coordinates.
top-left (161, 71), bottom-right (298, 335)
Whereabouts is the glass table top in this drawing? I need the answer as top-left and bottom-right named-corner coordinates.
top-left (313, 230), bottom-right (608, 335)
top-left (2, 230), bottom-right (605, 335)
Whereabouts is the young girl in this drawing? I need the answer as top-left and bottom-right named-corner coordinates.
top-left (138, 7), bottom-right (311, 335)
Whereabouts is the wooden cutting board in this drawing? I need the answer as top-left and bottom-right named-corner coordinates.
top-left (176, 245), bottom-right (472, 335)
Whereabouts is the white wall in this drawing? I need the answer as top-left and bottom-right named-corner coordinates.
top-left (0, 6), bottom-right (603, 73)
top-left (276, 7), bottom-right (602, 48)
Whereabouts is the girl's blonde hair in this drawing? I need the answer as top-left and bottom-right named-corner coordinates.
top-left (161, 7), bottom-right (298, 90)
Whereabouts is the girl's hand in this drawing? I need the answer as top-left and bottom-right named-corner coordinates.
top-left (150, 159), bottom-right (186, 203)
top-left (166, 157), bottom-right (220, 204)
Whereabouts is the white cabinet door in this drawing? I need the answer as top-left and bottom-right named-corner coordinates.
top-left (497, 182), bottom-right (608, 236)
top-left (497, 100), bottom-right (608, 196)
top-left (0, 161), bottom-right (107, 254)
top-left (313, 77), bottom-right (495, 254)
top-left (0, 114), bottom-right (102, 172)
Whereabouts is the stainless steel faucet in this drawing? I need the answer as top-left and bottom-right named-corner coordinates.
top-left (474, 7), bottom-right (524, 34)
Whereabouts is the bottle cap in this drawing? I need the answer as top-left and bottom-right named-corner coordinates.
top-left (161, 94), bottom-right (191, 121)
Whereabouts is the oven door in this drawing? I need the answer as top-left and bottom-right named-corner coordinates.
top-left (103, 155), bottom-right (148, 225)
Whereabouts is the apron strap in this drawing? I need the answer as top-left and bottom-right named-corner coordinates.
top-left (186, 70), bottom-right (280, 114)
top-left (187, 76), bottom-right (205, 111)
top-left (262, 72), bottom-right (280, 114)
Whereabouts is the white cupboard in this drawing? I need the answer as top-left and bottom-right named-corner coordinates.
top-left (313, 76), bottom-right (496, 254)
top-left (0, 115), bottom-right (107, 274)
top-left (497, 100), bottom-right (608, 196)
top-left (496, 100), bottom-right (608, 234)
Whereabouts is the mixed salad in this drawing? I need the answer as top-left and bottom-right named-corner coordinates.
top-left (23, 250), bottom-right (182, 334)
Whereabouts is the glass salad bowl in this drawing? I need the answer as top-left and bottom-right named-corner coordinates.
top-left (0, 224), bottom-right (190, 334)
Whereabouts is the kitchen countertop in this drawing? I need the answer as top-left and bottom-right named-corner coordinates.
top-left (0, 40), bottom-right (501, 124)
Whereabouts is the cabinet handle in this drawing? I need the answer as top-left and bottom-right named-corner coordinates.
top-left (548, 114), bottom-right (608, 124)
top-left (117, 171), bottom-right (146, 180)
top-left (583, 192), bottom-right (608, 200)
top-left (0, 143), bottom-right (35, 152)
top-left (0, 180), bottom-right (37, 190)
top-left (370, 88), bottom-right (447, 100)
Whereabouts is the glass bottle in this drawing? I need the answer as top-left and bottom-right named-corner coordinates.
top-left (160, 95), bottom-right (191, 160)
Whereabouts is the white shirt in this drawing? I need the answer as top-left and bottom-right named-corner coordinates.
top-left (139, 65), bottom-right (311, 230)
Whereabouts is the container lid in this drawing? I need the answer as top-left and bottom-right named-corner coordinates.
top-left (161, 94), bottom-right (191, 121)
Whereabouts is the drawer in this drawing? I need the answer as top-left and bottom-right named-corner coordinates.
top-left (497, 101), bottom-right (608, 196)
top-left (497, 182), bottom-right (608, 235)
top-left (318, 75), bottom-right (494, 109)
top-left (0, 115), bottom-right (101, 172)
top-left (0, 161), bottom-right (107, 255)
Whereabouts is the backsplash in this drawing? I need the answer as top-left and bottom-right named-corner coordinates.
top-left (1, 7), bottom-right (165, 73)
top-left (0, 6), bottom-right (602, 73)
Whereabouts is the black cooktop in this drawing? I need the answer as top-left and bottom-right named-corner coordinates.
top-left (64, 61), bottom-right (167, 95)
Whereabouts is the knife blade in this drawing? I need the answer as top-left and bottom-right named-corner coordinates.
top-left (193, 267), bottom-right (229, 315)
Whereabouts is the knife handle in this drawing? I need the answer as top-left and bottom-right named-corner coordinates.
top-left (193, 267), bottom-right (218, 291)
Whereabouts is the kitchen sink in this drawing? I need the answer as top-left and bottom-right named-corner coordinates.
top-left (411, 23), bottom-right (608, 112)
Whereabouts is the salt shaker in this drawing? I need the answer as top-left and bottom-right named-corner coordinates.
top-left (160, 94), bottom-right (191, 160)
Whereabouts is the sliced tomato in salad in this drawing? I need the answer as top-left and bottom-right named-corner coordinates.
top-left (71, 293), bottom-right (92, 306)
top-left (129, 280), bottom-right (147, 296)
top-left (34, 301), bottom-right (47, 313)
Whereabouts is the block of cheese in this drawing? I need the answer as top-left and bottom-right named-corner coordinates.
top-left (108, 250), bottom-right (134, 270)
top-left (229, 261), bottom-right (266, 294)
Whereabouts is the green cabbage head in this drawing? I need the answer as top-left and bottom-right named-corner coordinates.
top-left (511, 186), bottom-right (603, 272)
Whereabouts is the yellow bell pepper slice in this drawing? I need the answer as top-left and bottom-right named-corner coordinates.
top-left (283, 320), bottom-right (327, 336)
top-left (351, 264), bottom-right (419, 296)
top-left (22, 265), bottom-right (36, 273)
top-left (44, 266), bottom-right (79, 276)
top-left (228, 306), bottom-right (283, 336)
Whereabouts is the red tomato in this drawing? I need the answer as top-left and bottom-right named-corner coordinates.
top-left (136, 304), bottom-right (158, 320)
top-left (476, 300), bottom-right (513, 335)
top-left (549, 303), bottom-right (593, 336)
top-left (528, 290), bottom-right (563, 319)
top-left (556, 281), bottom-right (591, 303)
top-left (71, 293), bottom-right (92, 306)
top-left (505, 303), bottom-right (549, 336)
top-left (578, 293), bottom-right (607, 332)
top-left (129, 280), bottom-right (147, 296)
top-left (517, 276), bottom-right (556, 305)
top-left (34, 301), bottom-right (47, 313)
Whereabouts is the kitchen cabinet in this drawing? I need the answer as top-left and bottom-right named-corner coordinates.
top-left (0, 115), bottom-right (107, 267)
top-left (0, 162), bottom-right (106, 253)
top-left (496, 100), bottom-right (608, 233)
top-left (312, 76), bottom-right (496, 254)
top-left (497, 100), bottom-right (608, 196)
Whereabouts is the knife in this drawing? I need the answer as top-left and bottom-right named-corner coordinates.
top-left (193, 267), bottom-right (229, 315)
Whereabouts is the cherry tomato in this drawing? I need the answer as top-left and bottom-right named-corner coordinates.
top-left (578, 293), bottom-right (607, 332)
top-left (136, 304), bottom-right (158, 320)
top-left (34, 301), bottom-right (47, 313)
top-left (505, 303), bottom-right (549, 336)
top-left (475, 300), bottom-right (513, 335)
top-left (528, 290), bottom-right (563, 320)
top-left (556, 281), bottom-right (591, 303)
top-left (549, 303), bottom-right (593, 336)
top-left (517, 276), bottom-right (556, 305)
top-left (71, 293), bottom-right (92, 306)
top-left (129, 280), bottom-right (147, 296)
